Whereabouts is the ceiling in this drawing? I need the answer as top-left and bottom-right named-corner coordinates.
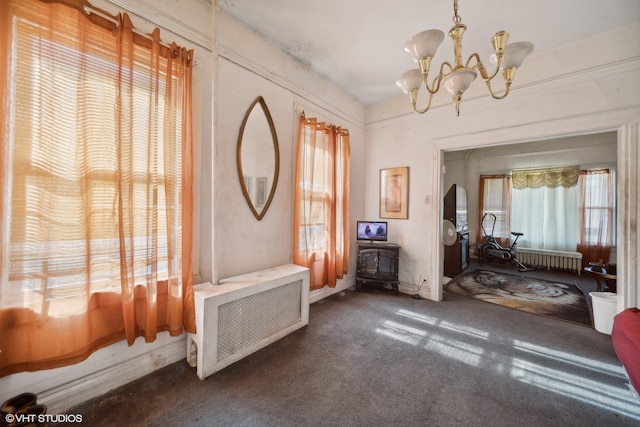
top-left (218, 0), bottom-right (640, 106)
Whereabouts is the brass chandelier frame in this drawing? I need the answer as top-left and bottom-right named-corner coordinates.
top-left (397, 0), bottom-right (533, 116)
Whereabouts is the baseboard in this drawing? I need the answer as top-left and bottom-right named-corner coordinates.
top-left (309, 278), bottom-right (424, 303)
top-left (310, 277), bottom-right (355, 304)
top-left (38, 336), bottom-right (187, 414)
top-left (398, 281), bottom-right (421, 296)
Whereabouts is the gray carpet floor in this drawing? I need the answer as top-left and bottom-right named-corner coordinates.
top-left (54, 265), bottom-right (639, 427)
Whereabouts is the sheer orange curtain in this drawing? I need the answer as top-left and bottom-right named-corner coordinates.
top-left (477, 175), bottom-right (512, 248)
top-left (577, 169), bottom-right (613, 266)
top-left (0, 0), bottom-right (194, 377)
top-left (293, 114), bottom-right (350, 290)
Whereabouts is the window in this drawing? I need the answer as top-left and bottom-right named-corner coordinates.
top-left (580, 170), bottom-right (615, 244)
top-left (5, 37), bottom-right (172, 309)
top-left (0, 0), bottom-right (194, 376)
top-left (577, 169), bottom-right (615, 265)
top-left (4, 9), bottom-right (178, 310)
top-left (297, 136), bottom-right (332, 255)
top-left (293, 114), bottom-right (350, 290)
top-left (510, 167), bottom-right (580, 251)
top-left (478, 175), bottom-right (511, 246)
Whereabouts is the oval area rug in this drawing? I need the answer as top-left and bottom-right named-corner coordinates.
top-left (445, 268), bottom-right (593, 327)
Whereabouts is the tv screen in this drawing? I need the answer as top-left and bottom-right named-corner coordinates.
top-left (356, 221), bottom-right (388, 242)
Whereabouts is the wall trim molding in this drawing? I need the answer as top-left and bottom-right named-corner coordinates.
top-left (432, 106), bottom-right (640, 150)
top-left (38, 336), bottom-right (187, 414)
top-left (367, 57), bottom-right (640, 130)
top-left (105, 0), bottom-right (212, 50)
top-left (218, 46), bottom-right (366, 131)
top-left (310, 277), bottom-right (355, 304)
top-left (618, 122), bottom-right (640, 309)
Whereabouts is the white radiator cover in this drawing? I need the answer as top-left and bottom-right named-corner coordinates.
top-left (517, 247), bottom-right (583, 274)
top-left (187, 264), bottom-right (309, 380)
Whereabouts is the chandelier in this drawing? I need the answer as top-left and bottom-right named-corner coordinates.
top-left (396, 0), bottom-right (533, 116)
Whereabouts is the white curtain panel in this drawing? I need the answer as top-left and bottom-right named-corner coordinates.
top-left (511, 185), bottom-right (578, 251)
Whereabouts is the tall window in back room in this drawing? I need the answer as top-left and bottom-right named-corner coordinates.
top-left (293, 113), bottom-right (350, 290)
top-left (0, 0), bottom-right (195, 377)
top-left (510, 166), bottom-right (580, 251)
top-left (577, 169), bottom-right (615, 266)
top-left (478, 175), bottom-right (511, 248)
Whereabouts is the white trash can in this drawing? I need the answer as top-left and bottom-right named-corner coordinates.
top-left (589, 292), bottom-right (618, 335)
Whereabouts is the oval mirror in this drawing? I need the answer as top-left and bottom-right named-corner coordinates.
top-left (237, 96), bottom-right (280, 220)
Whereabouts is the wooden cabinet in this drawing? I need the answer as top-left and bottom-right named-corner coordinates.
top-left (444, 232), bottom-right (469, 277)
top-left (355, 242), bottom-right (400, 294)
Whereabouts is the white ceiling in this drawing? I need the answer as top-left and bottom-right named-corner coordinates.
top-left (218, 0), bottom-right (640, 106)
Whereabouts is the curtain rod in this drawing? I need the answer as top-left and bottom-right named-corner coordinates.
top-left (82, 5), bottom-right (199, 65)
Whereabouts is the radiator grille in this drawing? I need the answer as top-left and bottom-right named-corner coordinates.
top-left (517, 248), bottom-right (583, 274)
top-left (217, 279), bottom-right (302, 362)
top-left (189, 264), bottom-right (310, 380)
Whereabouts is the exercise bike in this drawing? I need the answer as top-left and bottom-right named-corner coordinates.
top-left (479, 213), bottom-right (534, 272)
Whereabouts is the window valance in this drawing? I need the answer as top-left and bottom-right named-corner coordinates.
top-left (512, 166), bottom-right (580, 189)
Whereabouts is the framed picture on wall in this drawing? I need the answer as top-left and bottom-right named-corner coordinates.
top-left (380, 167), bottom-right (409, 219)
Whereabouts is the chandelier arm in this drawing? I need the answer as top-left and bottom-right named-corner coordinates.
top-left (424, 73), bottom-right (443, 95)
top-left (484, 79), bottom-right (512, 100)
top-left (423, 61), bottom-right (453, 94)
top-left (465, 53), bottom-right (501, 81)
top-left (412, 90), bottom-right (436, 114)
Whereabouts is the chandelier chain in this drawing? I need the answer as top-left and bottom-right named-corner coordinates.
top-left (452, 0), bottom-right (461, 24)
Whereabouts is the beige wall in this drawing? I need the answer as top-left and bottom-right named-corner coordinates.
top-left (212, 12), bottom-right (366, 285)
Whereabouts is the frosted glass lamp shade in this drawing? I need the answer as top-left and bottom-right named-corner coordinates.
top-left (502, 41), bottom-right (534, 69)
top-left (396, 69), bottom-right (423, 94)
top-left (442, 68), bottom-right (477, 96)
top-left (404, 29), bottom-right (445, 62)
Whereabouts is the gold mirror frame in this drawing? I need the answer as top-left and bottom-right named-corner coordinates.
top-left (237, 96), bottom-right (280, 220)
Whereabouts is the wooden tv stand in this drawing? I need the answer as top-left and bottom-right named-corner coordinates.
top-left (355, 242), bottom-right (400, 295)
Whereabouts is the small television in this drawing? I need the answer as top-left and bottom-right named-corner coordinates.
top-left (356, 221), bottom-right (388, 242)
